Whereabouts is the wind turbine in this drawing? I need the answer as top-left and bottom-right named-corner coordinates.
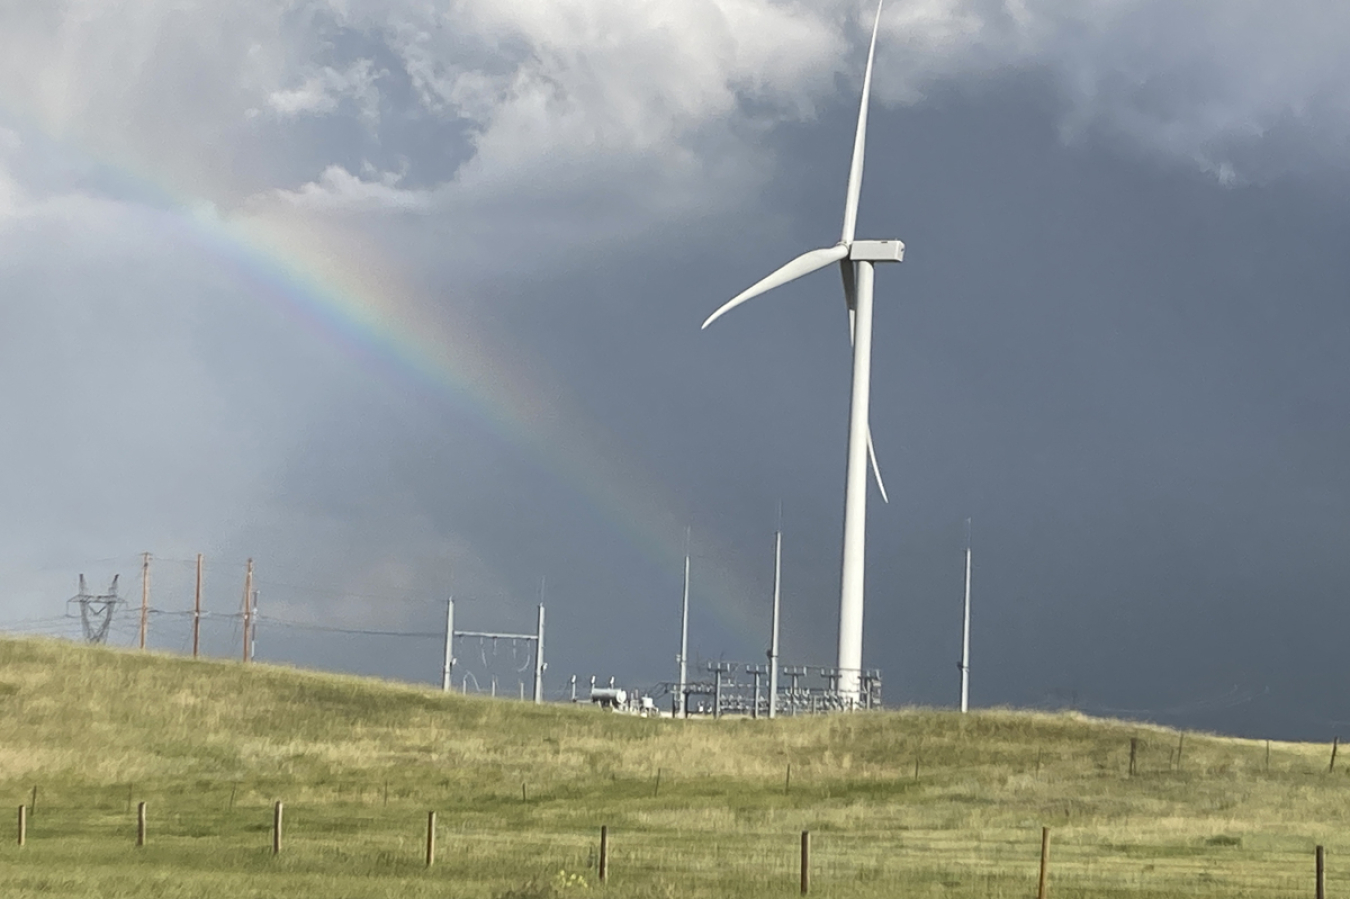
top-left (702, 0), bottom-right (901, 707)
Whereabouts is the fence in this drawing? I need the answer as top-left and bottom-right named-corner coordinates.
top-left (5, 783), bottom-right (1343, 898)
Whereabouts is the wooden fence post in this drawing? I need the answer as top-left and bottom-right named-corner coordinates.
top-left (1129, 738), bottom-right (1138, 777)
top-left (1037, 827), bottom-right (1051, 899)
top-left (1330, 738), bottom-right (1339, 774)
top-left (1316, 845), bottom-right (1326, 899)
top-left (800, 830), bottom-right (811, 895)
top-left (425, 811), bottom-right (436, 867)
top-left (136, 801), bottom-right (146, 847)
top-left (16, 805), bottom-right (25, 847)
top-left (272, 801), bottom-right (283, 855)
top-left (599, 825), bottom-right (609, 883)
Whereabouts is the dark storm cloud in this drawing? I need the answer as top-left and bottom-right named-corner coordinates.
top-left (3, 1), bottom-right (1350, 738)
top-left (473, 76), bottom-right (1350, 738)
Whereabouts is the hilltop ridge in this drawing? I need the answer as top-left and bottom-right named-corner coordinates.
top-left (1, 636), bottom-right (1345, 898)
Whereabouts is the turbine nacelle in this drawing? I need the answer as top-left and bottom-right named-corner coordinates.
top-left (850, 240), bottom-right (904, 263)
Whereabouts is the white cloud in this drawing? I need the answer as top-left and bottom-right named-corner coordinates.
top-left (267, 59), bottom-right (385, 125)
top-left (274, 164), bottom-right (432, 211)
top-left (365, 0), bottom-right (1350, 188)
top-left (869, 0), bottom-right (1350, 180)
top-left (0, 134), bottom-right (22, 216)
top-left (3, 0), bottom-right (1349, 215)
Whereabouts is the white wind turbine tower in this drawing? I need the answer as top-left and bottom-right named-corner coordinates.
top-left (702, 0), bottom-right (901, 708)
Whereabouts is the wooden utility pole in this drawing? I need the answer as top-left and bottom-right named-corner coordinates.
top-left (192, 554), bottom-right (203, 658)
top-left (242, 559), bottom-right (254, 663)
top-left (139, 552), bottom-right (151, 650)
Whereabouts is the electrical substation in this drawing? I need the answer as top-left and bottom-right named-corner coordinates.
top-left (438, 593), bottom-right (886, 718)
top-left (662, 662), bottom-right (883, 718)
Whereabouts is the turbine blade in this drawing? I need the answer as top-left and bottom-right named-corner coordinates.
top-left (840, 0), bottom-right (885, 244)
top-left (842, 262), bottom-right (857, 344)
top-left (839, 259), bottom-right (856, 312)
top-left (702, 244), bottom-right (849, 328)
top-left (867, 425), bottom-right (889, 503)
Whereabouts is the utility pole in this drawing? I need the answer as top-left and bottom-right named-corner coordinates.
top-left (959, 519), bottom-right (972, 714)
top-left (192, 554), bottom-right (203, 659)
top-left (533, 596), bottom-right (546, 705)
top-left (441, 597), bottom-right (454, 692)
top-left (710, 662), bottom-right (733, 719)
top-left (678, 527), bottom-right (691, 719)
top-left (768, 508), bottom-right (782, 719)
top-left (749, 665), bottom-right (765, 719)
top-left (139, 552), bottom-right (150, 650)
top-left (250, 590), bottom-right (259, 661)
top-left (242, 559), bottom-right (253, 663)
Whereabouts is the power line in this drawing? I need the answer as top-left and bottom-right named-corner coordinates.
top-left (251, 578), bottom-right (435, 603)
top-left (253, 614), bottom-right (442, 639)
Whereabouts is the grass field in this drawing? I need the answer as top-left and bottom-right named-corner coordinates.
top-left (0, 636), bottom-right (1345, 898)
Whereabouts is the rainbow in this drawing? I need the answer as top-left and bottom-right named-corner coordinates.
top-left (0, 104), bottom-right (772, 656)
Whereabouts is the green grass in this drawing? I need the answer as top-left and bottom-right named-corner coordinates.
top-left (0, 636), bottom-right (1345, 897)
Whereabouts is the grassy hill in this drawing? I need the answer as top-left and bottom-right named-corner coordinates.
top-left (0, 636), bottom-right (1345, 898)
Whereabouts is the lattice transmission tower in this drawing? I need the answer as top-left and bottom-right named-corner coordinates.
top-left (67, 574), bottom-right (123, 644)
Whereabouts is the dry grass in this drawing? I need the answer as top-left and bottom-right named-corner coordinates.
top-left (0, 636), bottom-right (1345, 898)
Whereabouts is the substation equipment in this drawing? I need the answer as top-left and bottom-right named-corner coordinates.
top-left (441, 598), bottom-right (546, 704)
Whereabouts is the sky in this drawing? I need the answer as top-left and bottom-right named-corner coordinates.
top-left (2, 0), bottom-right (1349, 740)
